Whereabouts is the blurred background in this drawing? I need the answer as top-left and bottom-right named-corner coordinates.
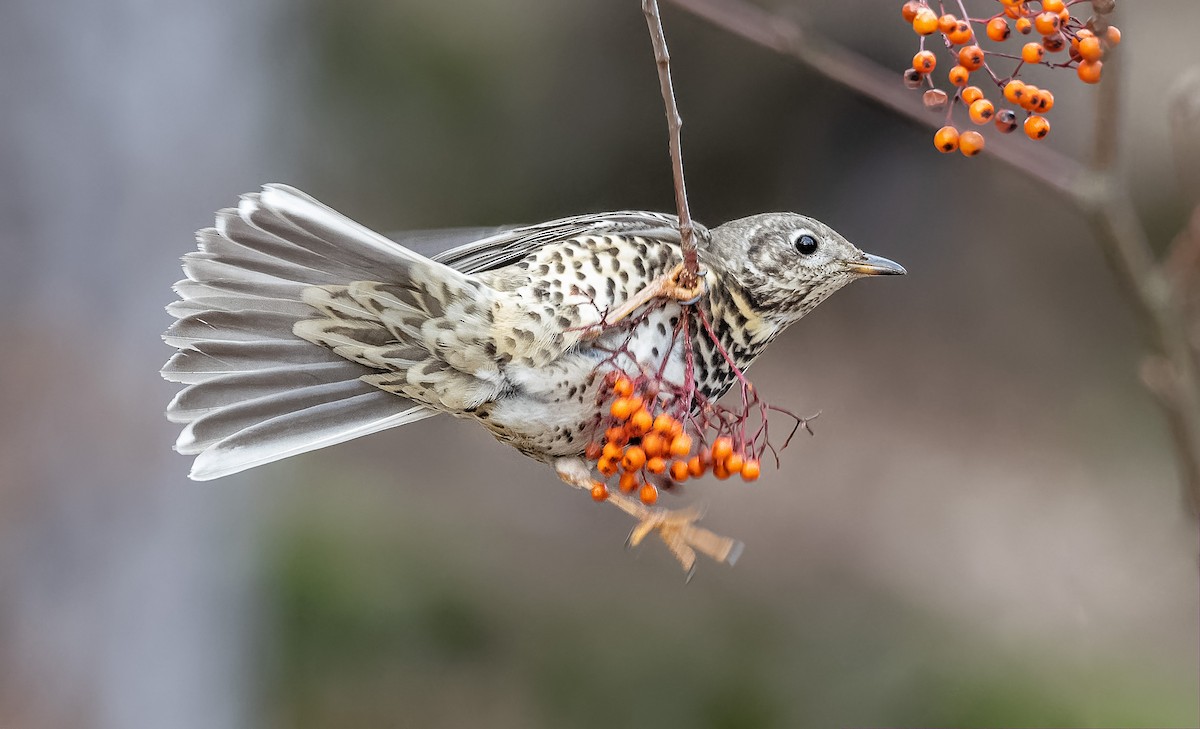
top-left (1, 1), bottom-right (1197, 727)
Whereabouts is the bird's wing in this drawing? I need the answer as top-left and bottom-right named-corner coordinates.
top-left (308, 215), bottom-right (707, 408)
top-left (388, 211), bottom-right (702, 274)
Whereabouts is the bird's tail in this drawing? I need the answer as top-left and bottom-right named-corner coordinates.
top-left (161, 184), bottom-right (434, 481)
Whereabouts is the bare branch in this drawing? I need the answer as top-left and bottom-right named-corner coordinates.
top-left (1165, 205), bottom-right (1200, 290)
top-left (1082, 11), bottom-right (1200, 511)
top-left (663, 0), bottom-right (1085, 200)
top-left (642, 0), bottom-right (699, 288)
top-left (665, 0), bottom-right (1200, 514)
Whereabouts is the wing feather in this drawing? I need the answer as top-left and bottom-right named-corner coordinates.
top-left (419, 211), bottom-right (693, 274)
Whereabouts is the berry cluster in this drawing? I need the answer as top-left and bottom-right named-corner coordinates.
top-left (900, 0), bottom-right (1122, 156)
top-left (584, 374), bottom-right (763, 506)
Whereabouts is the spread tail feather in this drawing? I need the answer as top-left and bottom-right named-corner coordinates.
top-left (162, 184), bottom-right (435, 480)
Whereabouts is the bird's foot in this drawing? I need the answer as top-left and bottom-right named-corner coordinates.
top-left (623, 499), bottom-right (743, 578)
top-left (553, 458), bottom-right (742, 578)
top-left (581, 263), bottom-right (708, 339)
top-left (659, 262), bottom-right (708, 305)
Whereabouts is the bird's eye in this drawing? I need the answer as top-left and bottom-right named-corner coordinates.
top-left (794, 233), bottom-right (819, 256)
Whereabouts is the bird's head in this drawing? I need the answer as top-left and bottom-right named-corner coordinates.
top-left (703, 212), bottom-right (905, 327)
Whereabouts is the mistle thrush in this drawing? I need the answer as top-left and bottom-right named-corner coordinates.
top-left (162, 185), bottom-right (903, 572)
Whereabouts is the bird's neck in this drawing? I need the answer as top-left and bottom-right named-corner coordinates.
top-left (677, 278), bottom-right (784, 402)
top-left (701, 276), bottom-right (784, 360)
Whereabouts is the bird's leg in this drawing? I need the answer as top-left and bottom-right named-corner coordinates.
top-left (584, 263), bottom-right (707, 337)
top-left (553, 457), bottom-right (744, 577)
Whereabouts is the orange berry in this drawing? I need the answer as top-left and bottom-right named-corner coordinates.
top-left (912, 50), bottom-right (937, 74)
top-left (612, 376), bottom-right (634, 398)
top-left (958, 45), bottom-right (985, 71)
top-left (1029, 88), bottom-right (1053, 113)
top-left (1020, 98), bottom-right (1041, 114)
top-left (948, 65), bottom-right (970, 87)
top-left (641, 431), bottom-right (666, 458)
top-left (639, 482), bottom-right (658, 506)
top-left (1016, 17), bottom-right (1033, 34)
top-left (1034, 11), bottom-right (1060, 35)
top-left (585, 441), bottom-right (603, 460)
top-left (609, 397), bottom-right (632, 420)
top-left (1058, 8), bottom-right (1071, 25)
top-left (725, 453), bottom-right (744, 475)
top-left (1077, 60), bottom-right (1102, 84)
top-left (937, 14), bottom-right (957, 33)
top-left (986, 17), bottom-right (1010, 42)
top-left (1078, 36), bottom-right (1102, 62)
top-left (712, 436), bottom-right (734, 462)
top-left (652, 413), bottom-right (674, 434)
top-left (961, 85), bottom-right (983, 105)
top-left (604, 426), bottom-right (628, 446)
top-left (666, 419), bottom-right (684, 439)
top-left (646, 456), bottom-right (667, 474)
top-left (923, 88), bottom-right (948, 111)
top-left (741, 459), bottom-right (761, 482)
top-left (619, 471), bottom-right (638, 493)
top-left (602, 441), bottom-right (623, 460)
top-left (947, 20), bottom-right (974, 45)
top-left (1104, 26), bottom-right (1121, 47)
top-left (1022, 42), bottom-right (1045, 64)
top-left (669, 433), bottom-right (693, 458)
top-left (1018, 85), bottom-right (1040, 111)
top-left (959, 130), bottom-right (985, 157)
top-left (968, 99), bottom-right (995, 125)
top-left (621, 445), bottom-right (646, 471)
top-left (1042, 0), bottom-right (1064, 12)
top-left (994, 108), bottom-right (1019, 133)
top-left (901, 0), bottom-right (922, 23)
top-left (934, 125), bottom-right (960, 153)
top-left (1068, 43), bottom-right (1083, 63)
top-left (1003, 3), bottom-right (1024, 19)
top-left (1024, 114), bottom-right (1050, 140)
top-left (628, 408), bottom-right (653, 436)
top-left (713, 462), bottom-right (731, 480)
top-left (1003, 79), bottom-right (1027, 104)
top-left (598, 456), bottom-right (618, 477)
top-left (912, 8), bottom-right (938, 35)
top-left (670, 460), bottom-right (690, 481)
top-left (591, 481), bottom-right (609, 502)
top-left (1042, 32), bottom-right (1066, 53)
top-left (687, 455), bottom-right (705, 478)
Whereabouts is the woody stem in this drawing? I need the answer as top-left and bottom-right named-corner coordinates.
top-left (642, 0), bottom-right (700, 288)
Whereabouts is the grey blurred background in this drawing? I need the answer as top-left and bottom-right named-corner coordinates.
top-left (1, 1), bottom-right (1197, 727)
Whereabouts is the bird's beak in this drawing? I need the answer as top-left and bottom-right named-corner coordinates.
top-left (847, 252), bottom-right (906, 276)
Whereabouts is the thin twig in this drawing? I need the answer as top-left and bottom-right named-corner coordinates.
top-left (642, 0), bottom-right (700, 288)
top-left (665, 0), bottom-right (1200, 514)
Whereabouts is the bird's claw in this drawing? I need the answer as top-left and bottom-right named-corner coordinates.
top-left (577, 263), bottom-right (707, 340)
top-left (625, 503), bottom-right (743, 577)
top-left (662, 264), bottom-right (708, 305)
top-left (556, 459), bottom-right (742, 576)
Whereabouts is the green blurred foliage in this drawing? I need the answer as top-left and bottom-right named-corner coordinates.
top-left (259, 481), bottom-right (1196, 729)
